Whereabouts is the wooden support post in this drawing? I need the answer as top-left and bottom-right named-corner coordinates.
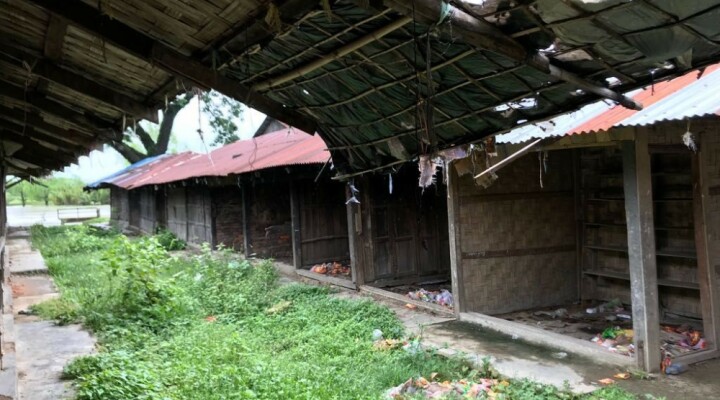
top-left (289, 181), bottom-right (302, 270)
top-left (622, 137), bottom-right (661, 372)
top-left (446, 163), bottom-right (465, 315)
top-left (241, 184), bottom-right (251, 257)
top-left (573, 149), bottom-right (583, 301)
top-left (692, 150), bottom-right (720, 355)
top-left (346, 183), bottom-right (364, 287)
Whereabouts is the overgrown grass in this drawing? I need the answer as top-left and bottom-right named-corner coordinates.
top-left (31, 225), bottom-right (643, 400)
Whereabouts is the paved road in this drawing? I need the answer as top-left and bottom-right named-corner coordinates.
top-left (6, 205), bottom-right (110, 227)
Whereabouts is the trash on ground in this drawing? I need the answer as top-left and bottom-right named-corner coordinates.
top-left (310, 261), bottom-right (351, 276)
top-left (551, 352), bottom-right (568, 359)
top-left (407, 288), bottom-right (454, 308)
top-left (385, 377), bottom-right (504, 399)
top-left (372, 329), bottom-right (384, 341)
top-left (613, 372), bottom-right (630, 380)
top-left (405, 303), bottom-right (417, 310)
top-left (598, 378), bottom-right (615, 385)
top-left (664, 362), bottom-right (688, 375)
top-left (266, 300), bottom-right (292, 314)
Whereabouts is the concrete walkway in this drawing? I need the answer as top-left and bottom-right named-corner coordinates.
top-left (8, 233), bottom-right (95, 400)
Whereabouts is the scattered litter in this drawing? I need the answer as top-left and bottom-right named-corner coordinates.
top-left (664, 362), bottom-right (688, 375)
top-left (598, 378), bottom-right (615, 385)
top-left (407, 288), bottom-right (453, 308)
top-left (374, 338), bottom-right (404, 351)
top-left (617, 313), bottom-right (632, 320)
top-left (372, 329), bottom-right (384, 341)
top-left (385, 377), bottom-right (503, 399)
top-left (551, 352), bottom-right (568, 359)
top-left (204, 315), bottom-right (217, 323)
top-left (511, 334), bottom-right (519, 340)
top-left (613, 372), bottom-right (630, 380)
top-left (310, 261), bottom-right (351, 276)
top-left (534, 308), bottom-right (568, 319)
top-left (405, 303), bottom-right (418, 310)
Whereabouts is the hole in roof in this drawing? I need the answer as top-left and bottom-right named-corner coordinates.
top-left (302, 89), bottom-right (311, 96)
top-left (605, 77), bottom-right (622, 87)
top-left (571, 89), bottom-right (585, 96)
top-left (517, 119), bottom-right (528, 125)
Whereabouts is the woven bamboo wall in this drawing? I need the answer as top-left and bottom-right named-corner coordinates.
top-left (166, 187), bottom-right (187, 242)
top-left (110, 187), bottom-right (129, 229)
top-left (139, 187), bottom-right (157, 234)
top-left (187, 190), bottom-right (213, 246)
top-left (455, 150), bottom-right (577, 314)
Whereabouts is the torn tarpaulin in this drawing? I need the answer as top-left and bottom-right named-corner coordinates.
top-left (418, 155), bottom-right (440, 189)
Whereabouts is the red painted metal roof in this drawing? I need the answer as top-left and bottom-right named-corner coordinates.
top-left (570, 64), bottom-right (720, 135)
top-left (98, 128), bottom-right (329, 189)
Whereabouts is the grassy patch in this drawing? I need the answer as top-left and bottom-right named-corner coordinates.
top-left (32, 226), bottom-right (644, 400)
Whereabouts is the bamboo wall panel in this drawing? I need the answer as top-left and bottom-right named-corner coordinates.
top-left (456, 150), bottom-right (577, 314)
top-left (247, 184), bottom-right (292, 260)
top-left (186, 189), bottom-right (213, 245)
top-left (167, 187), bottom-right (187, 242)
top-left (139, 187), bottom-right (157, 234)
top-left (110, 187), bottom-right (129, 228)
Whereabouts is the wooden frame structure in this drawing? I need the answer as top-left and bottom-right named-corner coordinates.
top-left (447, 120), bottom-right (720, 371)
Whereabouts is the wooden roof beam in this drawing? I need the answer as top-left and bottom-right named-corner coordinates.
top-left (0, 81), bottom-right (120, 140)
top-left (44, 15), bottom-right (68, 60)
top-left (28, 0), bottom-right (318, 134)
top-left (0, 105), bottom-right (95, 147)
top-left (0, 120), bottom-right (87, 152)
top-left (383, 0), bottom-right (642, 110)
top-left (2, 132), bottom-right (79, 166)
top-left (0, 48), bottom-right (158, 123)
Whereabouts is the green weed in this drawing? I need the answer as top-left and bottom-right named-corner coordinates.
top-left (31, 226), bottom-right (642, 400)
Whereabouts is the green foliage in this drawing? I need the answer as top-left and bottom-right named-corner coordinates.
top-left (201, 90), bottom-right (244, 145)
top-left (153, 229), bottom-right (186, 251)
top-left (6, 177), bottom-right (108, 206)
top-left (31, 227), bottom-right (641, 400)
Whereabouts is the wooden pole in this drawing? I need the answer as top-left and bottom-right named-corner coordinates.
top-left (446, 162), bottom-right (465, 315)
top-left (622, 136), bottom-right (661, 372)
top-left (241, 185), bottom-right (251, 257)
top-left (692, 149), bottom-right (720, 356)
top-left (474, 139), bottom-right (543, 179)
top-left (346, 184), bottom-right (365, 287)
top-left (289, 181), bottom-right (303, 270)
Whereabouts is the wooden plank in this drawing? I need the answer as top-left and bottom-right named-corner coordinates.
top-left (296, 269), bottom-right (357, 290)
top-left (0, 81), bottom-right (118, 137)
top-left (462, 245), bottom-right (575, 259)
top-left (447, 164), bottom-right (465, 315)
top-left (241, 184), bottom-right (250, 257)
top-left (44, 15), bottom-right (68, 60)
top-left (289, 181), bottom-right (302, 270)
top-left (346, 184), bottom-right (365, 287)
top-left (692, 150), bottom-right (720, 354)
top-left (28, 0), bottom-right (317, 134)
top-left (622, 137), bottom-right (661, 372)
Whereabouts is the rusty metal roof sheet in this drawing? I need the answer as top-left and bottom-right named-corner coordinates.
top-left (497, 64), bottom-right (720, 144)
top-left (90, 129), bottom-right (328, 189)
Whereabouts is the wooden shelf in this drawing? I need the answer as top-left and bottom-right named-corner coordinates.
top-left (586, 197), bottom-right (692, 203)
top-left (583, 270), bottom-right (700, 290)
top-left (584, 222), bottom-right (693, 232)
top-left (584, 244), bottom-right (697, 259)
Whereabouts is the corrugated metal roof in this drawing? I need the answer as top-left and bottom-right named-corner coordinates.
top-left (497, 64), bottom-right (720, 144)
top-left (91, 129), bottom-right (329, 190)
top-left (85, 153), bottom-right (167, 189)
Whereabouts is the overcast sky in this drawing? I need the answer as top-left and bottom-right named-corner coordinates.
top-left (57, 97), bottom-right (266, 183)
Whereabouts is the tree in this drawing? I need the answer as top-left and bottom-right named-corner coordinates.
top-left (110, 90), bottom-right (246, 163)
top-left (202, 90), bottom-right (244, 146)
top-left (110, 91), bottom-right (195, 163)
